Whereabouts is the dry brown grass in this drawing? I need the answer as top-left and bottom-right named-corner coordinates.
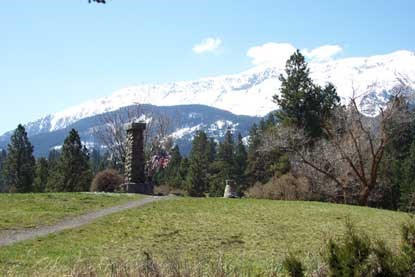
top-left (154, 184), bottom-right (186, 196)
top-left (5, 254), bottom-right (280, 277)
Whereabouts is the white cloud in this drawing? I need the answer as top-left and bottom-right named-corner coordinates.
top-left (247, 42), bottom-right (343, 66)
top-left (302, 45), bottom-right (343, 62)
top-left (247, 42), bottom-right (296, 67)
top-left (192, 37), bottom-right (222, 54)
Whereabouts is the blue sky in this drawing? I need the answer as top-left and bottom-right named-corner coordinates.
top-left (0, 0), bottom-right (414, 134)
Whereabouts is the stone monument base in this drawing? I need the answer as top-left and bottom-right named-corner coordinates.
top-left (122, 182), bottom-right (154, 195)
top-left (223, 185), bottom-right (238, 198)
top-left (223, 180), bottom-right (238, 198)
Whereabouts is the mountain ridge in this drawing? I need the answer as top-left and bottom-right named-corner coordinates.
top-left (1, 50), bottom-right (414, 156)
top-left (0, 104), bottom-right (262, 157)
top-left (18, 50), bottom-right (415, 136)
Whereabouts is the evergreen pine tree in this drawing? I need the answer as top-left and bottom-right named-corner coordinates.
top-left (186, 131), bottom-right (210, 196)
top-left (45, 149), bottom-right (60, 192)
top-left (48, 149), bottom-right (61, 164)
top-left (207, 137), bottom-right (217, 162)
top-left (246, 122), bottom-right (290, 185)
top-left (217, 129), bottom-right (235, 178)
top-left (258, 118), bottom-right (267, 132)
top-left (0, 149), bottom-right (7, 192)
top-left (246, 123), bottom-right (262, 184)
top-left (234, 133), bottom-right (248, 190)
top-left (218, 130), bottom-right (234, 162)
top-left (89, 148), bottom-right (102, 175)
top-left (208, 161), bottom-right (224, 196)
top-left (380, 96), bottom-right (415, 209)
top-left (3, 125), bottom-right (35, 192)
top-left (400, 142), bottom-right (415, 210)
top-left (47, 129), bottom-right (92, 192)
top-left (177, 157), bottom-right (190, 189)
top-left (274, 50), bottom-right (339, 138)
top-left (33, 158), bottom-right (48, 192)
top-left (265, 113), bottom-right (277, 129)
top-left (166, 145), bottom-right (182, 187)
top-left (208, 130), bottom-right (236, 196)
top-left (97, 151), bottom-right (112, 172)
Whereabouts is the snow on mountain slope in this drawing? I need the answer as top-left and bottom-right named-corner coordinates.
top-left (23, 50), bottom-right (415, 134)
top-left (0, 104), bottom-right (261, 157)
top-left (311, 50), bottom-right (415, 115)
top-left (49, 67), bottom-right (279, 131)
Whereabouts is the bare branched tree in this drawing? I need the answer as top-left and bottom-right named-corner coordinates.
top-left (148, 114), bottom-right (173, 154)
top-left (94, 104), bottom-right (174, 173)
top-left (263, 87), bottom-right (411, 205)
top-left (93, 104), bottom-right (146, 171)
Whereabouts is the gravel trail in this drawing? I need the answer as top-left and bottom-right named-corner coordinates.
top-left (0, 196), bottom-right (170, 247)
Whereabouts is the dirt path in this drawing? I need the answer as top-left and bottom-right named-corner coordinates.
top-left (0, 196), bottom-right (171, 247)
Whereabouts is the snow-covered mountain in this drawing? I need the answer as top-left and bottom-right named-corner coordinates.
top-left (310, 50), bottom-right (415, 115)
top-left (1, 50), bottom-right (415, 156)
top-left (0, 104), bottom-right (261, 157)
top-left (24, 50), bottom-right (415, 135)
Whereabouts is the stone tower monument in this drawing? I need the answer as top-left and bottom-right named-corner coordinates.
top-left (123, 122), bottom-right (152, 194)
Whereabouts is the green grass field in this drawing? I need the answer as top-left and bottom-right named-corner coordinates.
top-left (0, 197), bottom-right (411, 275)
top-left (0, 193), bottom-right (143, 230)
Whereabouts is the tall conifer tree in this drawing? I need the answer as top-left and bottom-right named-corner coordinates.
top-left (89, 148), bottom-right (102, 175)
top-left (167, 145), bottom-right (182, 187)
top-left (177, 157), bottom-right (190, 189)
top-left (275, 50), bottom-right (339, 138)
top-left (47, 129), bottom-right (92, 192)
top-left (217, 129), bottom-right (235, 180)
top-left (34, 158), bottom-right (48, 192)
top-left (234, 133), bottom-right (248, 188)
top-left (399, 142), bottom-right (415, 210)
top-left (379, 96), bottom-right (415, 209)
top-left (3, 125), bottom-right (35, 192)
top-left (0, 149), bottom-right (8, 191)
top-left (186, 131), bottom-right (210, 196)
top-left (246, 122), bottom-right (271, 184)
top-left (208, 130), bottom-right (236, 195)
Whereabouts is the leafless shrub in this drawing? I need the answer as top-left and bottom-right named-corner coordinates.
top-left (90, 169), bottom-right (123, 192)
top-left (245, 173), bottom-right (311, 200)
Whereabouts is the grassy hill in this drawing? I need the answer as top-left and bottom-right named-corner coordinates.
top-left (0, 193), bottom-right (143, 230)
top-left (0, 197), bottom-right (411, 275)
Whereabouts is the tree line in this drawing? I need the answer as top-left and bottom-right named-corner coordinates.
top-left (1, 50), bottom-right (415, 212)
top-left (0, 127), bottom-right (96, 193)
top-left (151, 129), bottom-right (248, 197)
